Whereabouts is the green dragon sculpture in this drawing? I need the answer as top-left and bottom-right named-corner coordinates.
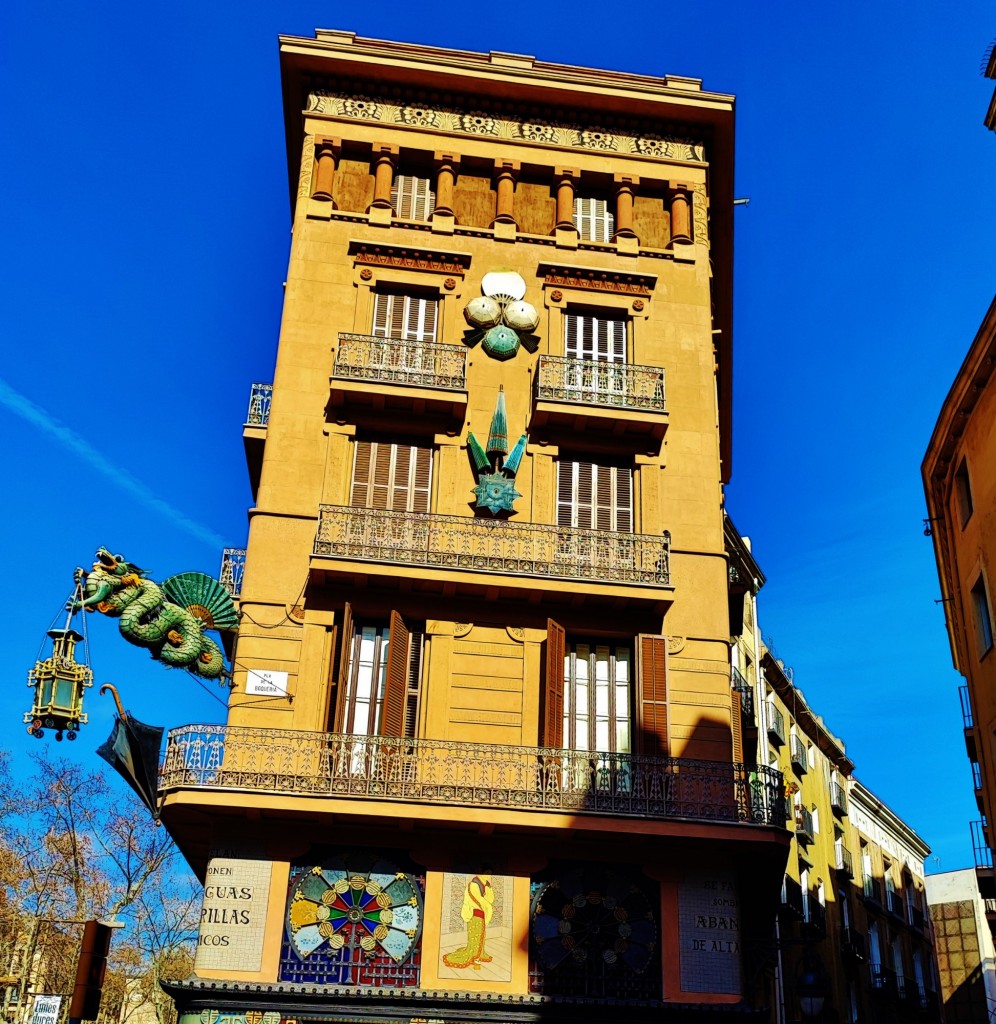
top-left (71, 548), bottom-right (238, 680)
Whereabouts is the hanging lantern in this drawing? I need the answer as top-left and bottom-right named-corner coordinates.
top-left (25, 628), bottom-right (93, 741)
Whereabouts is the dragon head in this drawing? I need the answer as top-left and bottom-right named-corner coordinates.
top-left (91, 548), bottom-right (148, 579)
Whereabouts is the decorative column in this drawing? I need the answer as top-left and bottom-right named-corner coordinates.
top-left (613, 174), bottom-right (638, 242)
top-left (555, 168), bottom-right (579, 230)
top-left (492, 160), bottom-right (519, 226)
top-left (370, 145), bottom-right (398, 210)
top-left (668, 181), bottom-right (693, 245)
top-left (433, 153), bottom-right (458, 216)
top-left (311, 137), bottom-right (341, 204)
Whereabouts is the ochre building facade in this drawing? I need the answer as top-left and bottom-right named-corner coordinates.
top-left (159, 30), bottom-right (792, 1024)
top-left (923, 295), bottom-right (996, 913)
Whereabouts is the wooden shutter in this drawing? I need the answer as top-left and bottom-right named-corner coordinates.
top-left (541, 619), bottom-right (566, 747)
top-left (564, 313), bottom-right (626, 362)
top-left (372, 291), bottom-right (437, 342)
top-left (730, 684), bottom-right (743, 763)
top-left (391, 175), bottom-right (435, 220)
top-left (636, 634), bottom-right (669, 755)
top-left (352, 442), bottom-right (433, 512)
top-left (330, 602), bottom-right (353, 731)
top-left (557, 461), bottom-right (632, 531)
top-left (381, 610), bottom-right (410, 737)
top-left (572, 197), bottom-right (613, 242)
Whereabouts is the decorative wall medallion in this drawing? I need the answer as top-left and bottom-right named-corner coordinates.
top-left (453, 622), bottom-right (474, 638)
top-left (282, 856), bottom-right (424, 987)
top-left (463, 271), bottom-right (539, 360)
top-left (468, 389), bottom-right (527, 516)
top-left (531, 866), bottom-right (658, 973)
top-left (443, 277), bottom-right (456, 290)
top-left (307, 87), bottom-right (706, 162)
top-left (632, 299), bottom-right (645, 311)
top-left (359, 268), bottom-right (373, 280)
top-left (667, 636), bottom-right (685, 655)
top-left (506, 626), bottom-right (526, 642)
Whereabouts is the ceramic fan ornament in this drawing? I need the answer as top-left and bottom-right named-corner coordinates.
top-left (467, 389), bottom-right (527, 515)
top-left (463, 271), bottom-right (539, 360)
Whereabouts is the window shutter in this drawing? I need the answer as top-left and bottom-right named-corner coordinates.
top-left (614, 468), bottom-right (633, 532)
top-left (636, 634), bottom-right (669, 755)
top-left (564, 313), bottom-right (580, 359)
top-left (411, 446), bottom-right (432, 512)
top-left (731, 685), bottom-right (743, 763)
top-left (370, 442), bottom-right (393, 510)
top-left (392, 445), bottom-right (412, 511)
top-left (392, 175), bottom-right (435, 220)
top-left (572, 197), bottom-right (613, 242)
top-left (556, 460), bottom-right (575, 527)
top-left (372, 293), bottom-right (390, 339)
top-left (404, 629), bottom-right (424, 738)
top-left (576, 463), bottom-right (594, 529)
top-left (558, 462), bottom-right (632, 531)
top-left (541, 619), bottom-right (566, 747)
top-left (381, 610), bottom-right (410, 737)
top-left (331, 602), bottom-right (353, 731)
top-left (351, 442), bottom-right (372, 507)
top-left (563, 313), bottom-right (626, 362)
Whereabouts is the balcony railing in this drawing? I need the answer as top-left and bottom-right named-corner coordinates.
top-left (790, 736), bottom-right (808, 774)
top-left (219, 548), bottom-right (246, 599)
top-left (160, 726), bottom-right (787, 827)
top-left (830, 779), bottom-right (848, 815)
top-left (732, 666), bottom-right (754, 723)
top-left (806, 895), bottom-right (827, 935)
top-left (971, 819), bottom-right (993, 869)
top-left (314, 505), bottom-right (671, 587)
top-left (332, 333), bottom-right (467, 391)
top-left (910, 904), bottom-right (926, 931)
top-left (886, 886), bottom-right (904, 920)
top-left (835, 843), bottom-right (854, 877)
top-left (863, 876), bottom-right (883, 905)
top-left (245, 382), bottom-right (272, 427)
top-left (795, 804), bottom-right (815, 844)
top-left (535, 356), bottom-right (666, 413)
top-left (767, 705), bottom-right (786, 745)
top-left (960, 685), bottom-right (975, 729)
top-left (870, 965), bottom-right (897, 997)
top-left (840, 926), bottom-right (866, 961)
top-left (781, 876), bottom-right (805, 919)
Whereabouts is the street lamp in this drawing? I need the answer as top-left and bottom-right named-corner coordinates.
top-left (797, 957), bottom-right (827, 1020)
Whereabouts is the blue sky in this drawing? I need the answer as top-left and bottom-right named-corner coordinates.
top-left (1, 1), bottom-right (993, 873)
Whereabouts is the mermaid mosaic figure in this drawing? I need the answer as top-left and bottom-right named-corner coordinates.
top-left (442, 874), bottom-right (494, 970)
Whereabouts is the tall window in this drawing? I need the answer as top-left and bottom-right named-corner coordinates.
top-left (564, 311), bottom-right (626, 363)
top-left (557, 460), bottom-right (633, 532)
top-left (372, 290), bottom-right (438, 342)
top-left (335, 610), bottom-right (425, 738)
top-left (563, 641), bottom-right (632, 753)
top-left (972, 574), bottom-right (994, 655)
top-left (955, 458), bottom-right (974, 527)
top-left (351, 441), bottom-right (432, 513)
top-left (391, 174), bottom-right (435, 221)
top-left (573, 196), bottom-right (614, 242)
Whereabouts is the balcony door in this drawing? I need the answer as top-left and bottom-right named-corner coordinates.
top-left (331, 605), bottom-right (424, 739)
top-left (563, 641), bottom-right (632, 755)
top-left (563, 312), bottom-right (627, 403)
top-left (372, 290), bottom-right (438, 342)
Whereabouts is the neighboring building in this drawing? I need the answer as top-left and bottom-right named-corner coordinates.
top-left (728, 559), bottom-right (943, 1024)
top-left (926, 868), bottom-right (996, 1024)
top-left (984, 40), bottom-right (996, 133)
top-left (923, 295), bottom-right (996, 902)
top-left (159, 28), bottom-right (792, 1024)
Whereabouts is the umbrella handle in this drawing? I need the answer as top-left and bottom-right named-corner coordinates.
top-left (99, 684), bottom-right (128, 720)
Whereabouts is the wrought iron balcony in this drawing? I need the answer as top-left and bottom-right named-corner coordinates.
top-left (834, 843), bottom-right (854, 877)
top-left (219, 548), bottom-right (246, 599)
top-left (332, 333), bottom-right (467, 392)
top-left (806, 895), bottom-right (827, 935)
top-left (795, 804), bottom-right (815, 844)
top-left (870, 965), bottom-right (897, 997)
top-left (534, 356), bottom-right (665, 414)
top-left (767, 705), bottom-right (786, 746)
top-left (840, 926), bottom-right (866, 961)
top-left (160, 726), bottom-right (786, 828)
top-left (960, 685), bottom-right (975, 728)
top-left (910, 904), bottom-right (926, 931)
top-left (245, 382), bottom-right (272, 427)
top-left (314, 505), bottom-right (671, 589)
top-left (863, 876), bottom-right (883, 905)
top-left (830, 779), bottom-right (848, 816)
top-left (971, 819), bottom-right (993, 869)
top-left (732, 666), bottom-right (754, 724)
top-left (781, 876), bottom-right (805, 919)
top-left (886, 885), bottom-right (904, 920)
top-left (790, 735), bottom-right (808, 774)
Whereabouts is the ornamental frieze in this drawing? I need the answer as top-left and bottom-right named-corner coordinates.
top-left (307, 88), bottom-right (706, 162)
top-left (538, 262), bottom-right (657, 296)
top-left (348, 241), bottom-right (472, 275)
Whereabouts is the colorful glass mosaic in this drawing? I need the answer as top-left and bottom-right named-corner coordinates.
top-left (280, 855), bottom-right (424, 987)
top-left (529, 864), bottom-right (660, 999)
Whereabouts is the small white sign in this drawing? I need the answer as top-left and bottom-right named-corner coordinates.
top-left (31, 995), bottom-right (61, 1024)
top-left (245, 669), bottom-right (288, 697)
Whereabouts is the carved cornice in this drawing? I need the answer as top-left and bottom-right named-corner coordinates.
top-left (538, 262), bottom-right (657, 296)
top-left (307, 83), bottom-right (706, 163)
top-left (348, 240), bottom-right (472, 275)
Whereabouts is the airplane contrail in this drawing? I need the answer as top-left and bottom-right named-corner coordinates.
top-left (0, 376), bottom-right (225, 550)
